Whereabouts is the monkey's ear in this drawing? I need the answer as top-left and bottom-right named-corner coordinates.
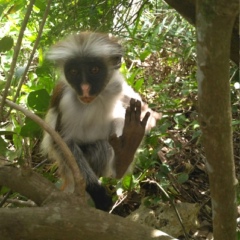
top-left (111, 55), bottom-right (122, 69)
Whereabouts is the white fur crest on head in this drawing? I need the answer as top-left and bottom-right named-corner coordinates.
top-left (47, 32), bottom-right (122, 62)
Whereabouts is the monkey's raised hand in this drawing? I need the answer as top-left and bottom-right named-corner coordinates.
top-left (109, 98), bottom-right (150, 178)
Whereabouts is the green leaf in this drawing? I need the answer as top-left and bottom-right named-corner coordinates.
top-left (159, 163), bottom-right (171, 175)
top-left (121, 175), bottom-right (132, 190)
top-left (27, 89), bottom-right (50, 112)
top-left (139, 49), bottom-right (151, 61)
top-left (0, 80), bottom-right (5, 91)
top-left (174, 113), bottom-right (188, 127)
top-left (0, 136), bottom-right (8, 155)
top-left (134, 78), bottom-right (144, 92)
top-left (20, 118), bottom-right (41, 137)
top-left (0, 36), bottom-right (14, 52)
top-left (232, 120), bottom-right (240, 126)
top-left (176, 172), bottom-right (189, 184)
top-left (0, 186), bottom-right (11, 195)
top-left (0, 5), bottom-right (5, 16)
top-left (158, 122), bottom-right (171, 135)
top-left (192, 130), bottom-right (201, 140)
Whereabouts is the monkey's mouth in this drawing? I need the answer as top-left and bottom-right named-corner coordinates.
top-left (78, 96), bottom-right (96, 103)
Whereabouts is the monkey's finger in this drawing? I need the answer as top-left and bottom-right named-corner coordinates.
top-left (129, 98), bottom-right (136, 121)
top-left (135, 100), bottom-right (141, 121)
top-left (125, 106), bottom-right (131, 123)
top-left (141, 112), bottom-right (150, 127)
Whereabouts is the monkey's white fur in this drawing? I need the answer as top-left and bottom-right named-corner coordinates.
top-left (47, 33), bottom-right (122, 63)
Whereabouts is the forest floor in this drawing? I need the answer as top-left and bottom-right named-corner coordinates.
top-left (111, 105), bottom-right (240, 239)
top-left (110, 53), bottom-right (240, 239)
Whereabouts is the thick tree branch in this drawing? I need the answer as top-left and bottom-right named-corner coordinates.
top-left (164, 0), bottom-right (239, 65)
top-left (0, 166), bottom-right (57, 206)
top-left (0, 206), bottom-right (177, 240)
top-left (196, 0), bottom-right (238, 239)
top-left (0, 165), bottom-right (87, 208)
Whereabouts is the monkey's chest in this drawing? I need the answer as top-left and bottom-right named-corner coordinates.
top-left (60, 108), bottom-right (113, 143)
top-left (59, 91), bottom-right (125, 143)
top-left (70, 121), bottom-right (111, 142)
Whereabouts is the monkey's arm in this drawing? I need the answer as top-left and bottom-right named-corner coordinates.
top-left (109, 99), bottom-right (150, 178)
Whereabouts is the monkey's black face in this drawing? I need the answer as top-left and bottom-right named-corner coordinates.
top-left (64, 57), bottom-right (111, 103)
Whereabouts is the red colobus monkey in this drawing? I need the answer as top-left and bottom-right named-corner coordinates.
top-left (41, 32), bottom-right (159, 211)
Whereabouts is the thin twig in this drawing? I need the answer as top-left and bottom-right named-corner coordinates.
top-left (109, 192), bottom-right (128, 213)
top-left (9, 0), bottom-right (53, 117)
top-left (0, 96), bottom-right (85, 197)
top-left (0, 197), bottom-right (37, 207)
top-left (0, 0), bottom-right (36, 119)
top-left (148, 179), bottom-right (190, 240)
top-left (0, 190), bottom-right (12, 207)
top-left (33, 158), bottom-right (49, 169)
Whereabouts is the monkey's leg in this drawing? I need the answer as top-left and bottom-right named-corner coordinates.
top-left (67, 141), bottom-right (113, 211)
top-left (79, 140), bottom-right (115, 177)
top-left (109, 98), bottom-right (150, 178)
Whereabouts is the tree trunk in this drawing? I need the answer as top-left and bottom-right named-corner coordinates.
top-left (196, 1), bottom-right (238, 239)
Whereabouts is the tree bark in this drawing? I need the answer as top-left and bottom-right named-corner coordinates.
top-left (0, 166), bottom-right (57, 206)
top-left (0, 206), bottom-right (177, 240)
top-left (164, 0), bottom-right (239, 65)
top-left (196, 1), bottom-right (238, 239)
top-left (0, 166), bottom-right (176, 240)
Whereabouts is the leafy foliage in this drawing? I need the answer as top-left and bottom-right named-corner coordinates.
top-left (0, 1), bottom-right (239, 236)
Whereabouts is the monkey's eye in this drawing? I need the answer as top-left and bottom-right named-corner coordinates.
top-left (69, 68), bottom-right (78, 76)
top-left (90, 66), bottom-right (100, 75)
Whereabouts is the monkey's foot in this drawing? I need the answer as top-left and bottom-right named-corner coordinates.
top-left (86, 183), bottom-right (112, 211)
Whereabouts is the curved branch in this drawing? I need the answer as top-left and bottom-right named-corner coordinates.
top-left (0, 96), bottom-right (85, 197)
